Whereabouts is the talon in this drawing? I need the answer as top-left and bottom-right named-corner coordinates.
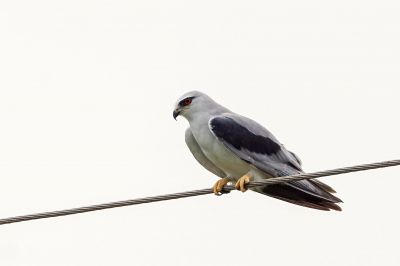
top-left (212, 178), bottom-right (230, 195)
top-left (235, 174), bottom-right (252, 192)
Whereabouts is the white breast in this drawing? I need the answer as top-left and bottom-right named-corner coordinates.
top-left (190, 118), bottom-right (250, 179)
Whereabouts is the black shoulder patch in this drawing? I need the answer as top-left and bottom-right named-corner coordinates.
top-left (210, 117), bottom-right (281, 155)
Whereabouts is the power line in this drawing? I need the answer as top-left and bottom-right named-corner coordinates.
top-left (0, 159), bottom-right (399, 226)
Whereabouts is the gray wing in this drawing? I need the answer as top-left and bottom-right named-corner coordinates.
top-left (288, 150), bottom-right (302, 166)
top-left (209, 113), bottom-right (342, 210)
top-left (185, 128), bottom-right (226, 178)
top-left (287, 149), bottom-right (337, 193)
top-left (209, 113), bottom-right (303, 177)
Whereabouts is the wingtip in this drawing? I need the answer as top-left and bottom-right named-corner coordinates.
top-left (321, 202), bottom-right (342, 211)
top-left (310, 179), bottom-right (337, 194)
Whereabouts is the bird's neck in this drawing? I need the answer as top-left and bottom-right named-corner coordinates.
top-left (186, 111), bottom-right (212, 126)
top-left (187, 106), bottom-right (229, 127)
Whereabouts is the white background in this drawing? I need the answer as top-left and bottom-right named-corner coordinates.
top-left (1, 1), bottom-right (399, 266)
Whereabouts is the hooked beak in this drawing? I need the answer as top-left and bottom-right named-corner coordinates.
top-left (173, 109), bottom-right (181, 120)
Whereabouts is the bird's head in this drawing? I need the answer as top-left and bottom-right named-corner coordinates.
top-left (173, 91), bottom-right (214, 121)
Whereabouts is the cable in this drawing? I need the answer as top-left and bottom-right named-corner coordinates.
top-left (0, 159), bottom-right (399, 226)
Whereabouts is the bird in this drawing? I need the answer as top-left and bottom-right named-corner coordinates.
top-left (173, 91), bottom-right (342, 211)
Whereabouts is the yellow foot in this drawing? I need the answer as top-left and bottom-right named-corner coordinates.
top-left (212, 178), bottom-right (230, 195)
top-left (235, 174), bottom-right (252, 192)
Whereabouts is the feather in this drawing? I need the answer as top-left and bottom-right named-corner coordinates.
top-left (209, 114), bottom-right (342, 211)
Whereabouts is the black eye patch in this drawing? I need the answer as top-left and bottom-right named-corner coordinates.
top-left (179, 96), bottom-right (195, 107)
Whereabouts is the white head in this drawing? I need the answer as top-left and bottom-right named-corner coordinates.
top-left (173, 91), bottom-right (224, 121)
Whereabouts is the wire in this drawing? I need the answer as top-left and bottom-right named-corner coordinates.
top-left (0, 159), bottom-right (399, 226)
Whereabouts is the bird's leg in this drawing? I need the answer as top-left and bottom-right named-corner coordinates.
top-left (212, 178), bottom-right (230, 195)
top-left (235, 173), bottom-right (252, 192)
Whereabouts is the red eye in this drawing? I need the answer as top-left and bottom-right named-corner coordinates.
top-left (184, 98), bottom-right (192, 105)
top-left (179, 97), bottom-right (194, 107)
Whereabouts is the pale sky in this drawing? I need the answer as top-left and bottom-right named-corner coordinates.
top-left (1, 1), bottom-right (400, 266)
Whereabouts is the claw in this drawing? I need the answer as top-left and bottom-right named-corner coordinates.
top-left (212, 178), bottom-right (230, 195)
top-left (235, 174), bottom-right (252, 192)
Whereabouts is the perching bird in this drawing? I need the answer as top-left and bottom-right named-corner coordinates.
top-left (173, 91), bottom-right (342, 211)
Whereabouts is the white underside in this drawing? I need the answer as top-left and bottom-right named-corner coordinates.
top-left (188, 114), bottom-right (270, 183)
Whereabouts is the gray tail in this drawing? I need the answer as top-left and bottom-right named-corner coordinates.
top-left (257, 179), bottom-right (343, 211)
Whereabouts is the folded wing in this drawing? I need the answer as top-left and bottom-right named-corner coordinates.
top-left (209, 113), bottom-right (342, 211)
